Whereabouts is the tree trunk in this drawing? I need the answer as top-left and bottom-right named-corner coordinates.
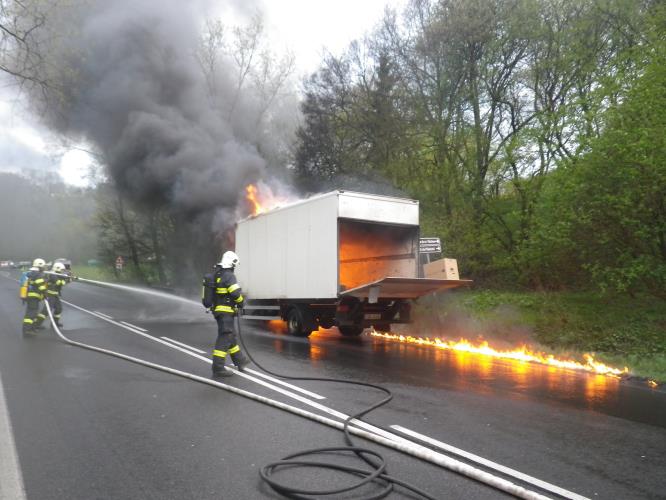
top-left (116, 194), bottom-right (146, 283)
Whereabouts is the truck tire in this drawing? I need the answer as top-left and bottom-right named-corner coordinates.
top-left (338, 325), bottom-right (364, 337)
top-left (287, 307), bottom-right (314, 337)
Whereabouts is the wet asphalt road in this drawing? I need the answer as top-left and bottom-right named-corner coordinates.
top-left (1, 271), bottom-right (665, 500)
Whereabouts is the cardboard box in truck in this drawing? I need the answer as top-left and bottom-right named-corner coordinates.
top-left (424, 258), bottom-right (459, 280)
top-left (235, 190), bottom-right (470, 337)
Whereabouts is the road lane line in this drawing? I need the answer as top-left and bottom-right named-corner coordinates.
top-left (391, 425), bottom-right (588, 500)
top-left (158, 336), bottom-right (326, 400)
top-left (64, 301), bottom-right (213, 357)
top-left (44, 300), bottom-right (555, 500)
top-left (121, 321), bottom-right (147, 332)
top-left (241, 368), bottom-right (327, 400)
top-left (0, 369), bottom-right (27, 500)
top-left (160, 337), bottom-right (206, 353)
top-left (63, 300), bottom-right (328, 401)
top-left (93, 311), bottom-right (113, 319)
top-left (55, 294), bottom-right (582, 498)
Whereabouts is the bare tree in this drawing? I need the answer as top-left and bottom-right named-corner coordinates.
top-left (196, 12), bottom-right (298, 168)
top-left (0, 0), bottom-right (53, 89)
top-left (197, 13), bottom-right (295, 119)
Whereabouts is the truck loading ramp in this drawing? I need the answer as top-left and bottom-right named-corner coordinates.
top-left (339, 276), bottom-right (472, 302)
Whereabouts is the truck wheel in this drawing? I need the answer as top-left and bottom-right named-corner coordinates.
top-left (338, 325), bottom-right (364, 337)
top-left (287, 307), bottom-right (313, 337)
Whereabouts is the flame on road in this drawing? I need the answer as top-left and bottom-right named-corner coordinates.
top-left (370, 329), bottom-right (629, 377)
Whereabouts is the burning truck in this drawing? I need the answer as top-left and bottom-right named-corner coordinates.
top-left (235, 190), bottom-right (471, 336)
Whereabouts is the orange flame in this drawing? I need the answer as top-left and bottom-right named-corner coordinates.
top-left (370, 329), bottom-right (630, 377)
top-left (244, 183), bottom-right (294, 217)
top-left (246, 184), bottom-right (263, 216)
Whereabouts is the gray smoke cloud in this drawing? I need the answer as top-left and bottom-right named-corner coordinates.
top-left (36, 0), bottom-right (279, 222)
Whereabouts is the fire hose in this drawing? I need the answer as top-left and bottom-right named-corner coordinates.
top-left (38, 280), bottom-right (566, 500)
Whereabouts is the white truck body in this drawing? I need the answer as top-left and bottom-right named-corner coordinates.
top-left (234, 190), bottom-right (469, 336)
top-left (235, 190), bottom-right (420, 299)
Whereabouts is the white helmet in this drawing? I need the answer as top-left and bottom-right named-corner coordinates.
top-left (32, 258), bottom-right (46, 269)
top-left (218, 251), bottom-right (240, 269)
top-left (53, 262), bottom-right (66, 273)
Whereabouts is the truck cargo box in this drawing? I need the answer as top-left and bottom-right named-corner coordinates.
top-left (236, 190), bottom-right (425, 299)
top-left (235, 190), bottom-right (471, 336)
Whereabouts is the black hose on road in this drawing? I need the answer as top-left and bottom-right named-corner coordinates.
top-left (26, 279), bottom-right (554, 500)
top-left (38, 292), bottom-right (435, 499)
top-left (235, 316), bottom-right (439, 499)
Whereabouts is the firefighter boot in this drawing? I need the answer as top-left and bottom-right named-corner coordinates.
top-left (212, 358), bottom-right (232, 379)
top-left (34, 314), bottom-right (46, 330)
top-left (22, 325), bottom-right (36, 336)
top-left (232, 353), bottom-right (250, 372)
top-left (212, 369), bottom-right (233, 379)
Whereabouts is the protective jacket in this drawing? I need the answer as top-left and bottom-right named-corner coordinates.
top-left (26, 270), bottom-right (47, 299)
top-left (213, 268), bottom-right (244, 315)
top-left (46, 274), bottom-right (69, 297)
top-left (23, 269), bottom-right (47, 332)
top-left (207, 266), bottom-right (247, 376)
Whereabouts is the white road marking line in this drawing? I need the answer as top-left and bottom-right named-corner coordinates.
top-left (93, 311), bottom-right (113, 320)
top-left (46, 303), bottom-right (553, 500)
top-left (62, 300), bottom-right (328, 402)
top-left (158, 337), bottom-right (326, 400)
top-left (243, 368), bottom-right (327, 400)
top-left (51, 290), bottom-right (579, 499)
top-left (64, 301), bottom-right (208, 357)
top-left (391, 425), bottom-right (588, 500)
top-left (121, 321), bottom-right (147, 332)
top-left (61, 303), bottom-right (449, 455)
top-left (0, 368), bottom-right (27, 500)
top-left (160, 336), bottom-right (326, 400)
top-left (160, 337), bottom-right (206, 353)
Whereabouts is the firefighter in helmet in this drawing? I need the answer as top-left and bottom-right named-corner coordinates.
top-left (204, 251), bottom-right (249, 378)
top-left (37, 261), bottom-right (71, 328)
top-left (22, 258), bottom-right (47, 334)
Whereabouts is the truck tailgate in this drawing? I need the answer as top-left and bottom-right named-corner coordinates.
top-left (339, 276), bottom-right (472, 300)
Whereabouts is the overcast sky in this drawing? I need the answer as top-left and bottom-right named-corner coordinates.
top-left (0, 0), bottom-right (407, 187)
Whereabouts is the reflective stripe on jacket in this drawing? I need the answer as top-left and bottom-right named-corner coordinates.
top-left (46, 276), bottom-right (68, 296)
top-left (213, 268), bottom-right (244, 314)
top-left (26, 270), bottom-right (47, 299)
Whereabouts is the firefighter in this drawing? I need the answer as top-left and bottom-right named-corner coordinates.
top-left (204, 251), bottom-right (249, 378)
top-left (38, 261), bottom-right (71, 328)
top-left (22, 258), bottom-right (47, 334)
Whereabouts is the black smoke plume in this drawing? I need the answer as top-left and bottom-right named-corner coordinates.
top-left (29, 0), bottom-right (296, 284)
top-left (43, 0), bottom-right (266, 212)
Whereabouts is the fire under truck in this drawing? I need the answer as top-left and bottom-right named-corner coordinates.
top-left (235, 190), bottom-right (471, 336)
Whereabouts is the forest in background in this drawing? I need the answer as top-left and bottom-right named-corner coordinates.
top-left (1, 0), bottom-right (664, 376)
top-left (294, 0), bottom-right (665, 298)
top-left (1, 0), bottom-right (663, 297)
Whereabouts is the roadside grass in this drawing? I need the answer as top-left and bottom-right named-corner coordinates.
top-left (71, 265), bottom-right (120, 282)
top-left (414, 290), bottom-right (666, 382)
